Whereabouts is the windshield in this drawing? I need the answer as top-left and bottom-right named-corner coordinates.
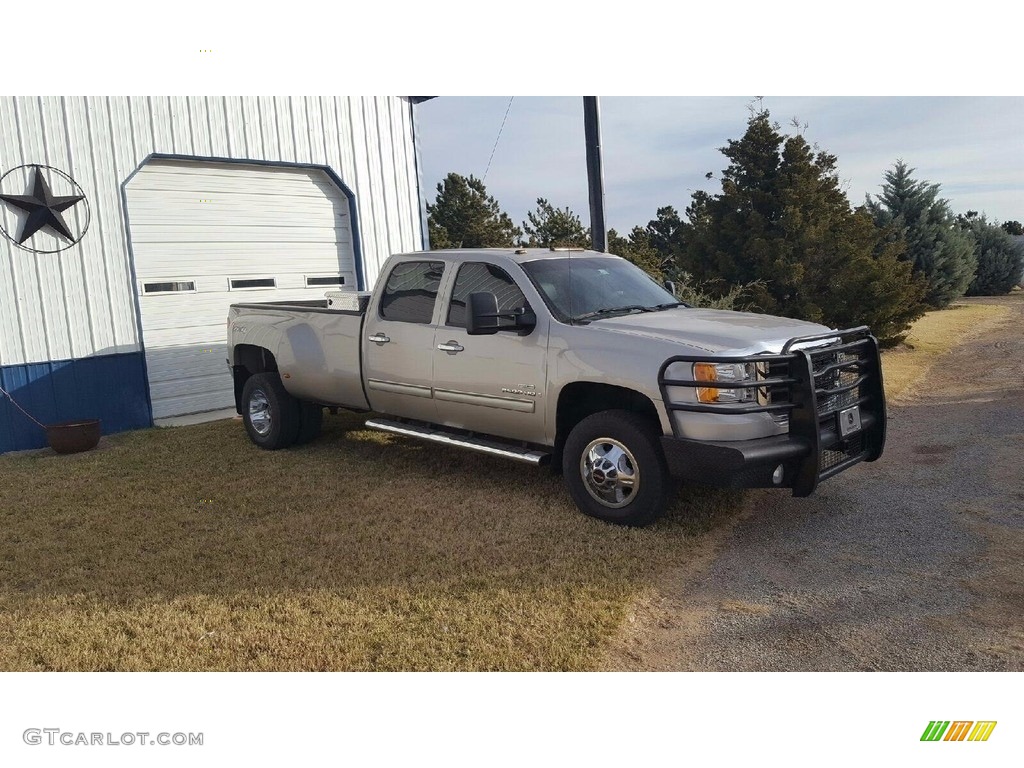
top-left (521, 256), bottom-right (681, 322)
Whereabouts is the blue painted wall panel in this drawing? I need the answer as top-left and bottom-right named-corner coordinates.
top-left (0, 353), bottom-right (151, 453)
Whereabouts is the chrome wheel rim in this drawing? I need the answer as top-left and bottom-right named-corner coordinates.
top-left (580, 437), bottom-right (639, 508)
top-left (249, 389), bottom-right (272, 435)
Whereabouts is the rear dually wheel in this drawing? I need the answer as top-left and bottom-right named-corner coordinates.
top-left (241, 372), bottom-right (301, 450)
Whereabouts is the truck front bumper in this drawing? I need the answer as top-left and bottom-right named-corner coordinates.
top-left (661, 433), bottom-right (808, 489)
top-left (661, 409), bottom-right (881, 493)
top-left (658, 327), bottom-right (887, 497)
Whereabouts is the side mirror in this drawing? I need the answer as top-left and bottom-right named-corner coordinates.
top-left (467, 293), bottom-right (537, 335)
top-left (663, 280), bottom-right (677, 297)
top-left (515, 309), bottom-right (537, 331)
top-left (467, 292), bottom-right (500, 335)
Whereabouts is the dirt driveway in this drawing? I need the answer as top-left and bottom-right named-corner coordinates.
top-left (607, 294), bottom-right (1024, 671)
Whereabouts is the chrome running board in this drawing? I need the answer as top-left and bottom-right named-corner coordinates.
top-left (365, 418), bottom-right (550, 466)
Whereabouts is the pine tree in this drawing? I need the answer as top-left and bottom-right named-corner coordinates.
top-left (607, 227), bottom-right (664, 279)
top-left (964, 216), bottom-right (1024, 295)
top-left (641, 206), bottom-right (687, 273)
top-left (521, 198), bottom-right (589, 248)
top-left (426, 173), bottom-right (522, 248)
top-left (864, 161), bottom-right (977, 308)
top-left (677, 109), bottom-right (926, 344)
top-left (679, 112), bottom-right (787, 297)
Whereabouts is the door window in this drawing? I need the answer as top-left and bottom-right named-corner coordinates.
top-left (446, 262), bottom-right (528, 328)
top-left (379, 261), bottom-right (445, 324)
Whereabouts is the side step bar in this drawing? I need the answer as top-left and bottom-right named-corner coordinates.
top-left (365, 418), bottom-right (550, 466)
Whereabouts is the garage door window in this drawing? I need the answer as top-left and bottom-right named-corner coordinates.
top-left (143, 280), bottom-right (196, 294)
top-left (229, 277), bottom-right (277, 290)
top-left (379, 261), bottom-right (444, 324)
top-left (306, 275), bottom-right (346, 287)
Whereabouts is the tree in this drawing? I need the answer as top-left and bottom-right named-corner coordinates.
top-left (864, 161), bottom-right (977, 308)
top-left (1001, 220), bottom-right (1024, 236)
top-left (607, 227), bottom-right (664, 280)
top-left (641, 206), bottom-right (687, 269)
top-left (676, 109), bottom-right (926, 345)
top-left (955, 210), bottom-right (981, 229)
top-left (605, 207), bottom-right (691, 282)
top-left (963, 216), bottom-right (1024, 295)
top-left (607, 226), bottom-right (762, 309)
top-left (521, 198), bottom-right (589, 248)
top-left (426, 173), bottom-right (521, 248)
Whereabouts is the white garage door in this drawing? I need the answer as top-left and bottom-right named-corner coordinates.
top-left (126, 159), bottom-right (358, 419)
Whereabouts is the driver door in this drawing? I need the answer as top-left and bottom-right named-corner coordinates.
top-left (431, 261), bottom-right (548, 445)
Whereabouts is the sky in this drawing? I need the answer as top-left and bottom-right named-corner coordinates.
top-left (416, 97), bottom-right (1024, 237)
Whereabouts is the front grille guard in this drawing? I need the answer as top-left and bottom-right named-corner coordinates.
top-left (657, 326), bottom-right (887, 496)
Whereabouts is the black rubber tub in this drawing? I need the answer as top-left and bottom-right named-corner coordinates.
top-left (46, 419), bottom-right (101, 454)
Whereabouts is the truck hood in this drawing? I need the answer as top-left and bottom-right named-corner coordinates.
top-left (587, 307), bottom-right (834, 354)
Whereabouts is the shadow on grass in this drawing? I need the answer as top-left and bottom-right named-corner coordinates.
top-left (0, 411), bottom-right (744, 670)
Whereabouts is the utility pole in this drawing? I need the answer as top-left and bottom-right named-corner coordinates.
top-left (583, 96), bottom-right (606, 252)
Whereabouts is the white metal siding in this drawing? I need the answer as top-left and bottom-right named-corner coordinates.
top-left (126, 159), bottom-right (357, 418)
top-left (0, 96), bottom-right (423, 370)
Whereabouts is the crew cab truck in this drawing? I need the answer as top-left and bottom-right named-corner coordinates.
top-left (227, 248), bottom-right (886, 526)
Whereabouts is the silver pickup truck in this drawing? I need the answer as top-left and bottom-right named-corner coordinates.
top-left (227, 248), bottom-right (886, 526)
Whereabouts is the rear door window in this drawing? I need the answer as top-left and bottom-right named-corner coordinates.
top-left (379, 261), bottom-right (445, 324)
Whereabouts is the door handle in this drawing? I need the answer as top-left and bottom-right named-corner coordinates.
top-left (437, 341), bottom-right (464, 354)
top-left (368, 332), bottom-right (390, 344)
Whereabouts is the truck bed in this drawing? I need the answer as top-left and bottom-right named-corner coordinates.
top-left (228, 300), bottom-right (369, 410)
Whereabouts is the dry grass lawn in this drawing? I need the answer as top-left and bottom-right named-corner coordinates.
top-left (1, 296), bottom-right (1008, 671)
top-left (882, 298), bottom-right (1012, 401)
top-left (0, 415), bottom-right (741, 671)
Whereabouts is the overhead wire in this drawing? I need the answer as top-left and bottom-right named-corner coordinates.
top-left (481, 97), bottom-right (514, 184)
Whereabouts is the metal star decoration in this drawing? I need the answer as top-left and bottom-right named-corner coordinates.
top-left (0, 166), bottom-right (85, 244)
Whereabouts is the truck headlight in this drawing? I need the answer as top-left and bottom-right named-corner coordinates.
top-left (693, 362), bottom-right (762, 404)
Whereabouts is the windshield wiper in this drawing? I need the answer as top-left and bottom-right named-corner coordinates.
top-left (573, 302), bottom-right (688, 322)
top-left (572, 305), bottom-right (655, 322)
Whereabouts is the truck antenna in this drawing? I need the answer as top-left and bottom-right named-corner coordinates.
top-left (549, 245), bottom-right (578, 323)
top-left (569, 245), bottom-right (574, 323)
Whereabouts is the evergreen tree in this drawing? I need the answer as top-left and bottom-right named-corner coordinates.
top-left (608, 227), bottom-right (664, 280)
top-left (954, 210), bottom-right (981, 229)
top-left (608, 226), bottom-right (763, 310)
top-left (521, 198), bottom-right (589, 248)
top-left (1001, 220), bottom-right (1023, 236)
top-left (677, 109), bottom-right (926, 344)
top-left (864, 161), bottom-right (977, 308)
top-left (963, 216), bottom-right (1024, 295)
top-left (426, 173), bottom-right (522, 248)
top-left (641, 206), bottom-right (687, 272)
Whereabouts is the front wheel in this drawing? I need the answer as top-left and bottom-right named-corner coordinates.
top-left (562, 410), bottom-right (670, 527)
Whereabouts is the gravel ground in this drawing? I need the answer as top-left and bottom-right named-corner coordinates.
top-left (609, 294), bottom-right (1024, 671)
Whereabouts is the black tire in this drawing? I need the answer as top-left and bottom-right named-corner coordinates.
top-left (295, 402), bottom-right (323, 445)
top-left (562, 409), bottom-right (669, 527)
top-left (241, 372), bottom-right (301, 450)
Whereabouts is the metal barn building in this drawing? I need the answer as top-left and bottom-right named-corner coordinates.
top-left (0, 96), bottom-right (427, 453)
